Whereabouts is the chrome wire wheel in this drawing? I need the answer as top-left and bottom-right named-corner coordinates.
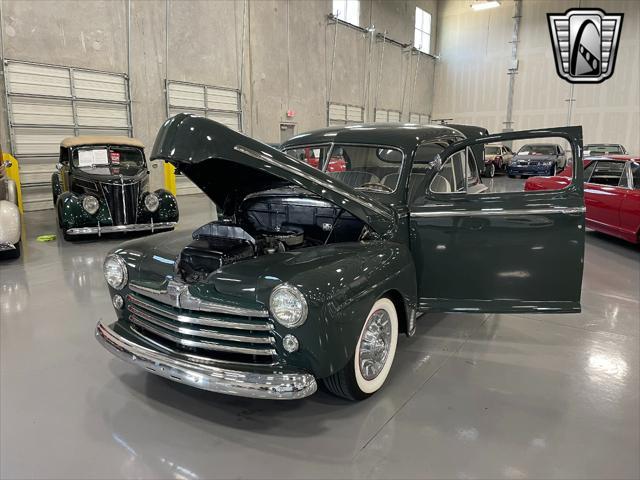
top-left (358, 309), bottom-right (392, 381)
top-left (323, 297), bottom-right (398, 400)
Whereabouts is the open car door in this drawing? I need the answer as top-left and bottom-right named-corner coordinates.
top-left (409, 126), bottom-right (585, 313)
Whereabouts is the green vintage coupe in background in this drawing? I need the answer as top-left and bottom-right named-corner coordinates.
top-left (96, 114), bottom-right (585, 401)
top-left (52, 136), bottom-right (179, 240)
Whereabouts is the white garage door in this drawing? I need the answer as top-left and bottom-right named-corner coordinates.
top-left (374, 108), bottom-right (402, 123)
top-left (409, 112), bottom-right (430, 125)
top-left (4, 60), bottom-right (132, 211)
top-left (328, 103), bottom-right (364, 126)
top-left (166, 80), bottom-right (242, 195)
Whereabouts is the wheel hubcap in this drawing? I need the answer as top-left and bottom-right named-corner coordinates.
top-left (359, 309), bottom-right (392, 381)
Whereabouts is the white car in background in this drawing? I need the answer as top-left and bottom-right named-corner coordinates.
top-left (0, 157), bottom-right (21, 259)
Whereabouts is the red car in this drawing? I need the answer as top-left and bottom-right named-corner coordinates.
top-left (525, 155), bottom-right (640, 244)
top-left (297, 147), bottom-right (346, 172)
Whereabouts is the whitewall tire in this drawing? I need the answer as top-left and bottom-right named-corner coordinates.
top-left (323, 297), bottom-right (399, 400)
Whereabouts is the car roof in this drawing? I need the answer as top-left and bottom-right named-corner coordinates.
top-left (281, 123), bottom-right (480, 151)
top-left (60, 136), bottom-right (144, 149)
top-left (520, 143), bottom-right (558, 147)
top-left (585, 143), bottom-right (623, 147)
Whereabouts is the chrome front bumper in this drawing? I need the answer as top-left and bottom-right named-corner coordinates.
top-left (95, 320), bottom-right (318, 400)
top-left (67, 222), bottom-right (176, 236)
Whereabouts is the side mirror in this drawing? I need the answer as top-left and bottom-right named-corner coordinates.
top-left (4, 160), bottom-right (12, 168)
top-left (55, 163), bottom-right (64, 172)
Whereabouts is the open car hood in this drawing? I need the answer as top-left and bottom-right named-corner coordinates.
top-left (151, 114), bottom-right (395, 234)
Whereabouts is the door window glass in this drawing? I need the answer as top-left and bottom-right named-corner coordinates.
top-left (584, 161), bottom-right (596, 182)
top-left (428, 135), bottom-right (573, 196)
top-left (630, 162), bottom-right (640, 189)
top-left (429, 147), bottom-right (484, 195)
top-left (589, 161), bottom-right (625, 186)
top-left (410, 141), bottom-right (445, 202)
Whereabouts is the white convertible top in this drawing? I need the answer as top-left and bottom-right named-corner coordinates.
top-left (60, 136), bottom-right (144, 149)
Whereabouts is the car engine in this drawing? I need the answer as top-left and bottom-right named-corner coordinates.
top-left (175, 186), bottom-right (372, 283)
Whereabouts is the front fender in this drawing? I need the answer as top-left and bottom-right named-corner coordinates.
top-left (0, 200), bottom-right (21, 244)
top-left (136, 189), bottom-right (179, 223)
top-left (56, 192), bottom-right (111, 230)
top-left (252, 241), bottom-right (417, 378)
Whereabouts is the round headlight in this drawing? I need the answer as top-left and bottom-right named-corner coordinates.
top-left (269, 283), bottom-right (308, 328)
top-left (82, 195), bottom-right (99, 215)
top-left (144, 192), bottom-right (159, 213)
top-left (103, 254), bottom-right (128, 290)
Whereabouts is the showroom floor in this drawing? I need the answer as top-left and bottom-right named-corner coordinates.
top-left (1, 192), bottom-right (638, 480)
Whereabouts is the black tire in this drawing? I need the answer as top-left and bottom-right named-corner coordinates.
top-left (508, 174), bottom-right (515, 179)
top-left (484, 163), bottom-right (495, 178)
top-left (51, 176), bottom-right (61, 206)
top-left (322, 297), bottom-right (398, 401)
top-left (3, 240), bottom-right (21, 259)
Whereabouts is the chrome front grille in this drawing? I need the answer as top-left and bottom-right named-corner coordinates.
top-left (126, 292), bottom-right (276, 364)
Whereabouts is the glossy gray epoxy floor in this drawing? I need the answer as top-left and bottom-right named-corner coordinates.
top-left (1, 194), bottom-right (638, 480)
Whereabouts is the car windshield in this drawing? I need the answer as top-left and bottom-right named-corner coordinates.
top-left (585, 144), bottom-right (625, 154)
top-left (285, 145), bottom-right (332, 170)
top-left (286, 144), bottom-right (404, 193)
top-left (485, 146), bottom-right (501, 155)
top-left (518, 145), bottom-right (556, 155)
top-left (72, 146), bottom-right (146, 171)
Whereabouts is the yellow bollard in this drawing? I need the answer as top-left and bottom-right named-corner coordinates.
top-left (164, 161), bottom-right (177, 196)
top-left (2, 152), bottom-right (23, 214)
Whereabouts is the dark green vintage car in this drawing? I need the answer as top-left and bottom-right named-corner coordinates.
top-left (52, 136), bottom-right (179, 240)
top-left (96, 114), bottom-right (585, 401)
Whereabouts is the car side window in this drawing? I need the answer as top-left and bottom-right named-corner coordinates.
top-left (429, 147), bottom-right (484, 195)
top-left (410, 139), bottom-right (457, 205)
top-left (589, 161), bottom-right (625, 187)
top-left (630, 162), bottom-right (640, 189)
top-left (583, 161), bottom-right (597, 182)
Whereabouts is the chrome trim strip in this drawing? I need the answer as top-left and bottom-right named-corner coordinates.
top-left (129, 282), bottom-right (270, 318)
top-left (120, 175), bottom-right (127, 225)
top-left (66, 222), bottom-right (176, 235)
top-left (129, 314), bottom-right (276, 355)
top-left (127, 294), bottom-right (273, 331)
top-left (95, 320), bottom-right (316, 399)
top-left (127, 304), bottom-right (275, 344)
top-left (128, 325), bottom-right (278, 367)
top-left (234, 144), bottom-right (394, 220)
top-left (409, 207), bottom-right (585, 218)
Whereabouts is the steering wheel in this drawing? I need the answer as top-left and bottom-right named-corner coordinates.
top-left (356, 182), bottom-right (394, 192)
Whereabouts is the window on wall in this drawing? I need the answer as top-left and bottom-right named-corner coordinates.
top-left (328, 103), bottom-right (364, 126)
top-left (414, 7), bottom-right (432, 54)
top-left (333, 0), bottom-right (359, 26)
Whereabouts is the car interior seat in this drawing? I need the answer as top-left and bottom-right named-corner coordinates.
top-left (430, 175), bottom-right (452, 193)
top-left (329, 171), bottom-right (379, 188)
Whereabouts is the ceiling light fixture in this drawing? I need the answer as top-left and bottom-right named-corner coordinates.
top-left (471, 1), bottom-right (501, 11)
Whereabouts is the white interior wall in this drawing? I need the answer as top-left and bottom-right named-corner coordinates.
top-left (432, 0), bottom-right (640, 153)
